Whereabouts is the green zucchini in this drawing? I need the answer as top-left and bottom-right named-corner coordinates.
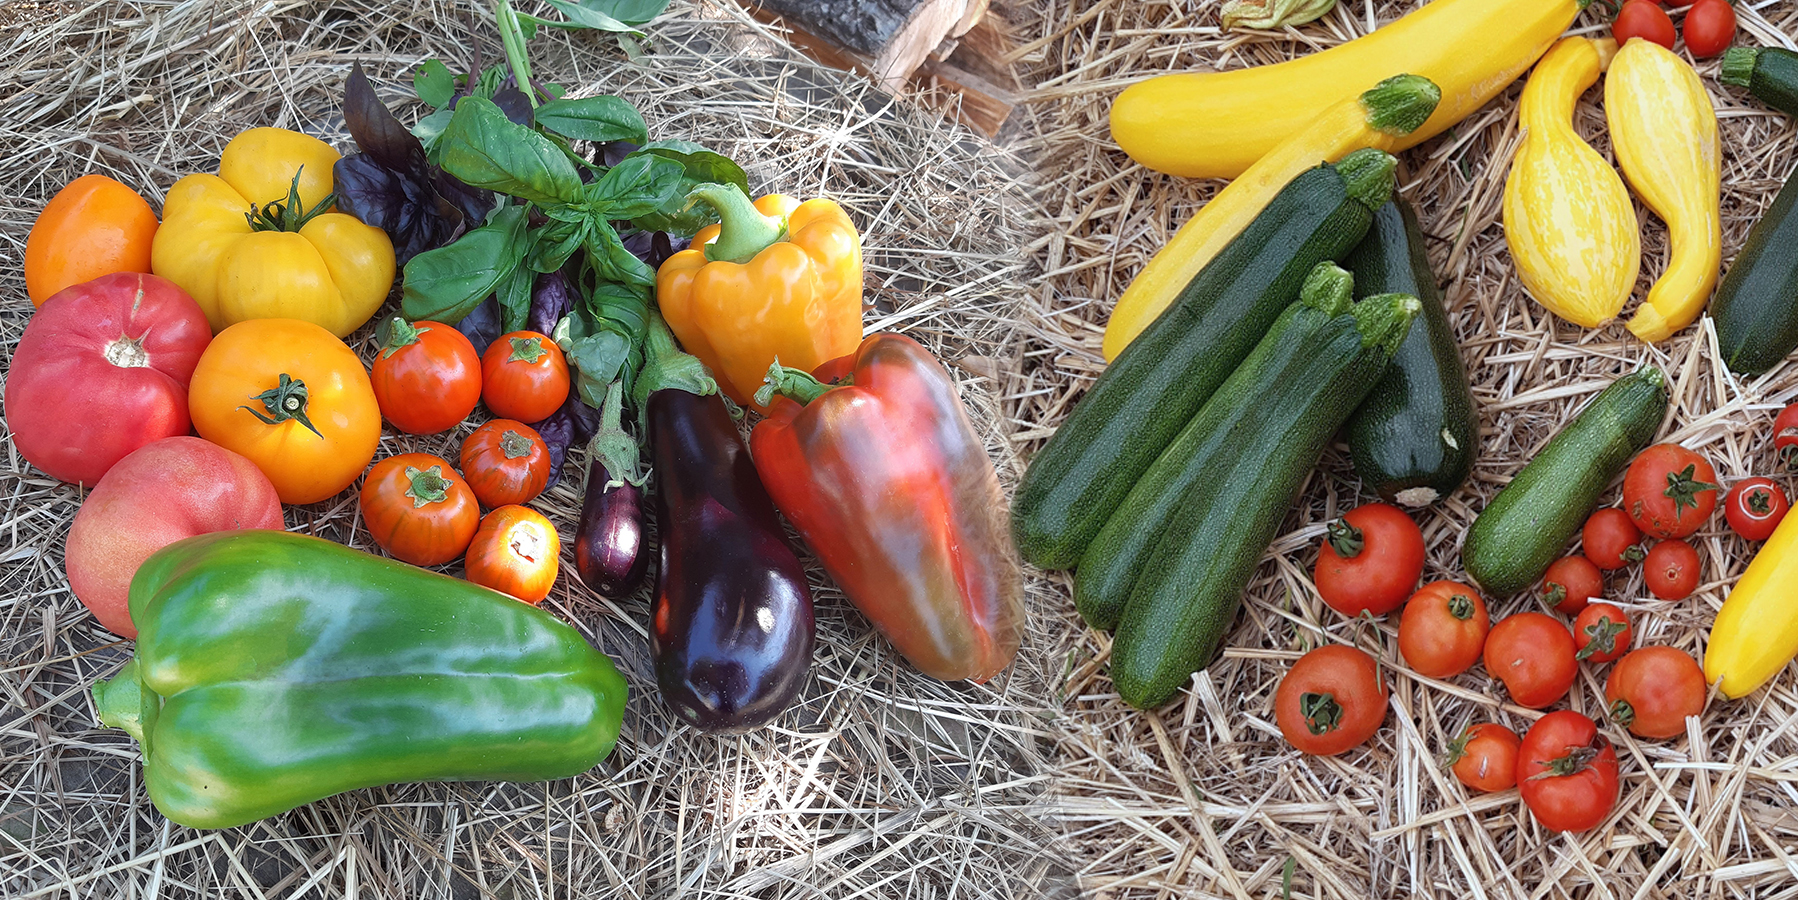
top-left (1342, 197), bottom-right (1479, 507)
top-left (1713, 163), bottom-right (1798, 375)
top-left (1721, 47), bottom-right (1798, 117)
top-left (1106, 273), bottom-right (1421, 710)
top-left (1012, 149), bottom-right (1398, 570)
top-left (1461, 368), bottom-right (1667, 596)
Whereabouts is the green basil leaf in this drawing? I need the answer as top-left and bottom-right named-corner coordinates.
top-left (414, 60), bottom-right (456, 109)
top-left (437, 97), bottom-right (581, 204)
top-left (633, 141), bottom-right (750, 195)
top-left (584, 219), bottom-right (658, 288)
top-left (401, 205), bottom-right (530, 323)
top-left (619, 143), bottom-right (749, 236)
top-left (529, 219), bottom-right (586, 274)
top-left (412, 107), bottom-right (454, 160)
top-left (532, 95), bottom-right (648, 144)
top-left (497, 261), bottom-right (536, 333)
top-left (582, 0), bottom-right (669, 24)
top-left (582, 153), bottom-right (685, 219)
top-left (539, 0), bottom-right (634, 31)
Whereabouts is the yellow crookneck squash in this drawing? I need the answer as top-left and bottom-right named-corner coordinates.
top-left (1503, 37), bottom-right (1639, 330)
top-left (1706, 509), bottom-right (1798, 698)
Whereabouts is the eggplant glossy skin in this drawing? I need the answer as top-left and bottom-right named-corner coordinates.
top-left (575, 457), bottom-right (648, 597)
top-left (648, 389), bottom-right (813, 732)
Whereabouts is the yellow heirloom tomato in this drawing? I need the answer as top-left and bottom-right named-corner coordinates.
top-left (151, 127), bottom-right (395, 338)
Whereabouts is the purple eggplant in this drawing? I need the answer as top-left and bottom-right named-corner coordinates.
top-left (647, 388), bottom-right (813, 733)
top-left (575, 457), bottom-right (648, 597)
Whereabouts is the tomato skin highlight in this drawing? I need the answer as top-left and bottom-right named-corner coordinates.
top-left (1275, 645), bottom-right (1388, 756)
top-left (1681, 0), bottom-right (1736, 58)
top-left (1725, 478), bottom-right (1789, 542)
top-left (1483, 612), bottom-right (1577, 709)
top-left (464, 505), bottom-right (561, 603)
top-left (1612, 2), bottom-right (1676, 49)
top-left (1775, 404), bottom-right (1798, 472)
top-left (370, 318), bottom-right (482, 435)
top-left (1644, 539), bottom-right (1700, 600)
top-left (1573, 602), bottom-right (1634, 664)
top-left (1448, 723), bottom-right (1520, 793)
top-left (461, 420), bottom-right (552, 508)
top-left (1623, 444), bottom-right (1718, 539)
top-left (360, 453), bottom-right (480, 567)
top-left (481, 331), bottom-right (570, 424)
top-left (1313, 503), bottom-right (1425, 618)
top-left (1541, 555), bottom-right (1604, 615)
top-left (1605, 646), bottom-right (1705, 739)
top-left (1398, 581), bottom-right (1490, 678)
top-left (24, 174), bottom-right (160, 305)
top-left (1517, 711), bottom-right (1620, 833)
top-left (1582, 508), bottom-right (1643, 570)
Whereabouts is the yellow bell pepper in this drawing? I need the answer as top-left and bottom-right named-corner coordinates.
top-left (655, 184), bottom-right (863, 410)
top-left (1502, 37), bottom-right (1640, 330)
top-left (1705, 508), bottom-right (1798, 698)
top-left (1605, 39), bottom-right (1722, 343)
top-left (151, 128), bottom-right (396, 338)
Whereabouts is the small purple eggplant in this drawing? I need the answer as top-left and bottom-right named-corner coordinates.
top-left (574, 381), bottom-right (646, 597)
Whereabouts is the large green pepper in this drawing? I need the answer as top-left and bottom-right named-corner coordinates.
top-left (93, 530), bottom-right (628, 830)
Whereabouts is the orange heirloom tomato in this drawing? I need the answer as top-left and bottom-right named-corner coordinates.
top-left (461, 420), bottom-right (551, 508)
top-left (465, 505), bottom-right (560, 603)
top-left (481, 331), bottom-right (569, 423)
top-left (360, 453), bottom-right (479, 566)
top-left (188, 318), bottom-right (381, 504)
top-left (370, 317), bottom-right (481, 434)
top-left (25, 174), bottom-right (160, 305)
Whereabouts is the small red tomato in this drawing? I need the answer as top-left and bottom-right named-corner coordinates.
top-left (1643, 539), bottom-right (1701, 600)
top-left (370, 317), bottom-right (482, 435)
top-left (1572, 602), bottom-right (1633, 664)
top-left (1623, 444), bottom-right (1719, 539)
top-left (1540, 556), bottom-right (1604, 615)
top-left (1397, 581), bottom-right (1490, 678)
top-left (1605, 647), bottom-right (1706, 739)
top-left (1582, 508), bottom-right (1644, 570)
top-left (481, 331), bottom-right (570, 423)
top-left (1776, 404), bottom-right (1798, 471)
top-left (1516, 711), bottom-right (1620, 833)
top-left (1447, 723), bottom-right (1521, 793)
top-left (360, 453), bottom-right (480, 567)
top-left (465, 505), bottom-right (561, 603)
top-left (461, 419), bottom-right (552, 508)
top-left (1682, 0), bottom-right (1736, 58)
top-left (1313, 503), bottom-right (1425, 618)
top-left (1613, 1), bottom-right (1677, 49)
top-left (1725, 478), bottom-right (1789, 542)
top-left (1483, 612), bottom-right (1577, 709)
top-left (1274, 645), bottom-right (1388, 756)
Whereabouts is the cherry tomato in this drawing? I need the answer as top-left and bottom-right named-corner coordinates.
top-left (1582, 508), bottom-right (1644, 570)
top-left (1397, 581), bottom-right (1490, 678)
top-left (1313, 502), bottom-right (1425, 618)
top-left (460, 419), bottom-right (552, 508)
top-left (1776, 404), bottom-right (1798, 471)
top-left (1483, 612), bottom-right (1577, 709)
top-left (359, 452), bottom-right (480, 566)
top-left (1540, 556), bottom-right (1604, 615)
top-left (1613, 1), bottom-right (1677, 49)
top-left (1604, 647), bottom-right (1705, 739)
top-left (1447, 723), bottom-right (1520, 793)
top-left (1572, 602), bottom-right (1633, 664)
top-left (1644, 539), bottom-right (1700, 601)
top-left (464, 505), bottom-right (560, 603)
top-left (1623, 444), bottom-right (1719, 539)
top-left (481, 331), bottom-right (570, 423)
top-left (24, 174), bottom-right (159, 305)
top-left (1274, 645), bottom-right (1388, 756)
top-left (1682, 0), bottom-right (1736, 58)
top-left (1516, 711), bottom-right (1620, 833)
top-left (1724, 477), bottom-right (1789, 542)
top-left (370, 317), bottom-right (482, 435)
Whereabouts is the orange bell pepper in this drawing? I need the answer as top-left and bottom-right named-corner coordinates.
top-left (655, 184), bottom-right (862, 409)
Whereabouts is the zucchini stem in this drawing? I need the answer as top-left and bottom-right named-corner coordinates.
top-left (1359, 74), bottom-right (1442, 137)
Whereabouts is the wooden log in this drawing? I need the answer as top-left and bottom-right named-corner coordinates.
top-left (759, 0), bottom-right (980, 90)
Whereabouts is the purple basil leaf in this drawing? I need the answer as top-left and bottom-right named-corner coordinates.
top-left (619, 229), bottom-right (688, 269)
top-left (434, 168), bottom-right (496, 227)
top-left (345, 62), bottom-right (429, 172)
top-left (594, 140), bottom-right (639, 168)
top-left (532, 404), bottom-right (577, 489)
top-left (492, 86), bottom-right (535, 127)
top-left (456, 295), bottom-right (503, 353)
top-left (568, 393), bottom-right (601, 444)
top-left (530, 270), bottom-right (575, 337)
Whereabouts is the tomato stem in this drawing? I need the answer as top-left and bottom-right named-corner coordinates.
top-left (1781, 444), bottom-right (1798, 473)
top-left (377, 316), bottom-right (423, 359)
top-left (1442, 726), bottom-right (1474, 768)
top-left (1325, 519), bottom-right (1365, 559)
top-left (1447, 594), bottom-right (1475, 621)
top-left (1575, 617), bottom-right (1628, 661)
top-left (1298, 691), bottom-right (1343, 735)
top-left (1622, 544), bottom-right (1646, 564)
top-left (404, 465), bottom-right (452, 507)
top-left (1747, 487), bottom-right (1774, 516)
top-left (500, 429), bottom-right (533, 459)
top-left (1662, 463), bottom-right (1719, 518)
top-left (1607, 698), bottom-right (1636, 729)
top-left (1542, 583), bottom-right (1567, 612)
top-left (506, 335), bottom-right (549, 363)
top-left (245, 168), bottom-right (336, 234)
top-left (1529, 743), bottom-right (1604, 780)
top-left (239, 373), bottom-right (323, 439)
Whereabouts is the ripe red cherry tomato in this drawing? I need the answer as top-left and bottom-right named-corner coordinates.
top-left (1274, 645), bottom-right (1388, 756)
top-left (1613, 0), bottom-right (1676, 49)
top-left (1516, 711), bottom-right (1620, 833)
top-left (370, 317), bottom-right (482, 435)
top-left (1572, 602), bottom-right (1633, 664)
top-left (1397, 581), bottom-right (1490, 678)
top-left (1776, 404), bottom-right (1798, 471)
top-left (1604, 647), bottom-right (1705, 739)
top-left (1483, 612), bottom-right (1577, 709)
top-left (1582, 508), bottom-right (1644, 570)
top-left (1447, 723), bottom-right (1520, 793)
top-left (1644, 539), bottom-right (1701, 601)
top-left (1313, 503), bottom-right (1425, 618)
top-left (1725, 478), bottom-right (1789, 542)
top-left (1540, 556), bottom-right (1604, 615)
top-left (1682, 0), bottom-right (1736, 58)
top-left (481, 331), bottom-right (570, 423)
top-left (1623, 444), bottom-right (1719, 539)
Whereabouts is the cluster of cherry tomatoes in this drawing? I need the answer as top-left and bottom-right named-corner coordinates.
top-left (1612, 0), bottom-right (1736, 58)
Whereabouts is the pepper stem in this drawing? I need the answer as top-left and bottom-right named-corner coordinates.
top-left (1325, 519), bottom-right (1364, 559)
top-left (94, 660), bottom-right (158, 753)
top-left (239, 373), bottom-right (323, 439)
top-left (688, 183), bottom-right (787, 264)
top-left (754, 358), bottom-right (835, 408)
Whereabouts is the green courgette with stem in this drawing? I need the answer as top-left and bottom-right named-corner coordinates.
top-left (1013, 149), bottom-right (1399, 570)
top-left (1106, 267), bottom-right (1420, 709)
top-left (1722, 47), bottom-right (1798, 118)
top-left (1461, 367), bottom-right (1668, 596)
top-left (1714, 47), bottom-right (1798, 376)
top-left (1342, 197), bottom-right (1479, 507)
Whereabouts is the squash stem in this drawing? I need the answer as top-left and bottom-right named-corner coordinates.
top-left (1299, 262), bottom-right (1355, 317)
top-left (1720, 47), bottom-right (1758, 88)
top-left (1334, 149), bottom-right (1398, 212)
top-left (1359, 74), bottom-right (1441, 137)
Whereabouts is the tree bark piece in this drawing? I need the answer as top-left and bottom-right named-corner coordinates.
top-left (761, 0), bottom-right (977, 90)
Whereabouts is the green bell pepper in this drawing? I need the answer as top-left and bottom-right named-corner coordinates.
top-left (94, 530), bottom-right (628, 830)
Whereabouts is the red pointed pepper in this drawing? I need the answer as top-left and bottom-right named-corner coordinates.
top-left (750, 333), bottom-right (1024, 682)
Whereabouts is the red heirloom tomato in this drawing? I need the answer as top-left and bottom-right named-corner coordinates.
top-left (1483, 612), bottom-right (1577, 709)
top-left (1644, 539), bottom-right (1700, 600)
top-left (1623, 444), bottom-right (1718, 539)
top-left (1776, 404), bottom-right (1798, 471)
top-left (5, 273), bottom-right (212, 485)
top-left (1573, 602), bottom-right (1633, 664)
top-left (63, 436), bottom-right (283, 638)
top-left (24, 174), bottom-right (159, 305)
top-left (1541, 556), bottom-right (1604, 615)
top-left (1582, 508), bottom-right (1644, 570)
top-left (1517, 711), bottom-right (1620, 833)
top-left (465, 505), bottom-right (561, 603)
top-left (1397, 581), bottom-right (1490, 678)
top-left (481, 331), bottom-right (570, 423)
top-left (1447, 723), bottom-right (1521, 793)
top-left (1682, 0), bottom-right (1736, 58)
top-left (370, 317), bottom-right (482, 434)
top-left (1613, 1), bottom-right (1676, 49)
top-left (360, 453), bottom-right (480, 566)
top-left (1605, 647), bottom-right (1706, 739)
top-left (461, 419), bottom-right (552, 508)
top-left (1274, 645), bottom-right (1388, 756)
top-left (1724, 478), bottom-right (1789, 542)
top-left (1313, 502), bottom-right (1425, 617)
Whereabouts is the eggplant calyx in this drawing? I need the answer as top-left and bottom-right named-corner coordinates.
top-left (589, 380), bottom-right (646, 488)
top-left (377, 316), bottom-right (423, 359)
top-left (632, 309), bottom-right (716, 408)
top-left (240, 373), bottom-right (323, 439)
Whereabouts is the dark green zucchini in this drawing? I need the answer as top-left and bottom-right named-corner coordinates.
top-left (1721, 47), bottom-right (1798, 117)
top-left (1711, 53), bottom-right (1798, 376)
top-left (1106, 277), bottom-right (1421, 710)
top-left (1011, 149), bottom-right (1398, 570)
top-left (1342, 197), bottom-right (1479, 506)
top-left (1461, 368), bottom-right (1667, 596)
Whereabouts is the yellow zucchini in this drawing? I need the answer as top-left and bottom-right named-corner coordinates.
top-left (1103, 75), bottom-right (1440, 360)
top-left (1605, 38), bottom-right (1722, 343)
top-left (1109, 0), bottom-right (1588, 179)
top-left (1502, 37), bottom-right (1639, 329)
top-left (1705, 509), bottom-right (1798, 698)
